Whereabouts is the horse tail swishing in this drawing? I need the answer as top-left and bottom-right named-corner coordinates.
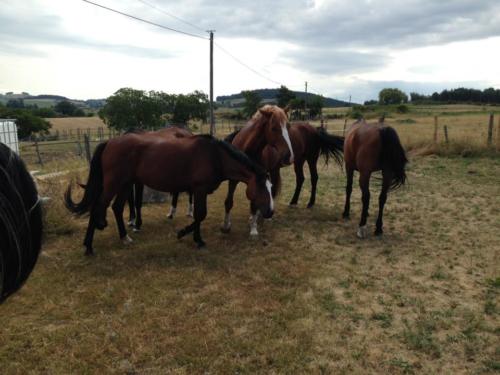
top-left (316, 127), bottom-right (344, 167)
top-left (65, 142), bottom-right (107, 218)
top-left (0, 143), bottom-right (43, 303)
top-left (342, 119), bottom-right (408, 238)
top-left (379, 127), bottom-right (407, 190)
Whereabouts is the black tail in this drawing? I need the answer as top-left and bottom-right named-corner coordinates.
top-left (379, 127), bottom-right (408, 190)
top-left (224, 128), bottom-right (241, 143)
top-left (316, 127), bottom-right (344, 167)
top-left (65, 142), bottom-right (107, 215)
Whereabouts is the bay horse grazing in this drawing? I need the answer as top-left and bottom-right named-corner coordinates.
top-left (126, 126), bottom-right (194, 232)
top-left (342, 119), bottom-right (408, 238)
top-left (65, 134), bottom-right (274, 255)
top-left (222, 105), bottom-right (294, 235)
top-left (0, 143), bottom-right (43, 303)
top-left (223, 121), bottom-right (344, 234)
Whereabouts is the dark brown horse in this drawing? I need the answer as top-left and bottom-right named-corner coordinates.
top-left (65, 134), bottom-right (274, 255)
top-left (221, 105), bottom-right (295, 235)
top-left (0, 143), bottom-right (43, 303)
top-left (223, 121), bottom-right (344, 234)
top-left (342, 119), bottom-right (408, 238)
top-left (126, 126), bottom-right (194, 231)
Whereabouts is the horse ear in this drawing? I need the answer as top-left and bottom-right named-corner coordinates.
top-left (259, 107), bottom-right (272, 117)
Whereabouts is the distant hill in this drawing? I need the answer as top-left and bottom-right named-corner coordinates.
top-left (0, 92), bottom-right (106, 109)
top-left (216, 88), bottom-right (352, 108)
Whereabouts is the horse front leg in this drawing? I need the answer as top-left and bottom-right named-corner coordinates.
top-left (127, 184), bottom-right (136, 227)
top-left (177, 192), bottom-right (207, 248)
top-left (249, 201), bottom-right (260, 236)
top-left (133, 183), bottom-right (144, 231)
top-left (221, 180), bottom-right (238, 233)
top-left (112, 185), bottom-right (133, 245)
top-left (167, 192), bottom-right (179, 219)
top-left (289, 159), bottom-right (305, 206)
top-left (186, 192), bottom-right (194, 217)
top-left (307, 156), bottom-right (319, 208)
top-left (357, 171), bottom-right (371, 239)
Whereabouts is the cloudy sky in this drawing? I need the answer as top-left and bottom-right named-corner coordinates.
top-left (1, 0), bottom-right (500, 102)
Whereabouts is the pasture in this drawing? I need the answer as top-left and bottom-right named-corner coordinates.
top-left (1, 151), bottom-right (499, 374)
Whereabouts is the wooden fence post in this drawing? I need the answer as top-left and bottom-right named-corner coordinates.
top-left (443, 125), bottom-right (449, 144)
top-left (433, 116), bottom-right (438, 142)
top-left (83, 134), bottom-right (91, 164)
top-left (34, 139), bottom-right (43, 166)
top-left (487, 113), bottom-right (494, 146)
top-left (76, 140), bottom-right (83, 157)
top-left (497, 116), bottom-right (500, 152)
top-left (343, 118), bottom-right (347, 136)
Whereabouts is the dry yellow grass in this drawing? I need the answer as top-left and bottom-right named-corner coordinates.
top-left (1, 154), bottom-right (499, 374)
top-left (47, 117), bottom-right (106, 131)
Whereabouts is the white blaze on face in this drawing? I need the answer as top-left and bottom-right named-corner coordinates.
top-left (266, 179), bottom-right (274, 211)
top-left (281, 121), bottom-right (294, 163)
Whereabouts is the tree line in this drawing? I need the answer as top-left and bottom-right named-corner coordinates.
top-left (410, 87), bottom-right (500, 104)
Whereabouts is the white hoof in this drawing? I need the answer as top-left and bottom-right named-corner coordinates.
top-left (132, 227), bottom-right (140, 233)
top-left (186, 204), bottom-right (194, 217)
top-left (288, 204), bottom-right (298, 209)
top-left (250, 228), bottom-right (259, 236)
top-left (357, 225), bottom-right (368, 239)
top-left (122, 234), bottom-right (133, 245)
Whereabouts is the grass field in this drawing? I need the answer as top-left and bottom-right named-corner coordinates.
top-left (1, 153), bottom-right (499, 374)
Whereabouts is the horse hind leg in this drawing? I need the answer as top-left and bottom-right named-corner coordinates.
top-left (133, 183), bottom-right (144, 232)
top-left (357, 171), bottom-right (371, 239)
top-left (127, 185), bottom-right (136, 227)
top-left (249, 202), bottom-right (260, 236)
top-left (177, 192), bottom-right (207, 248)
top-left (112, 185), bottom-right (133, 245)
top-left (342, 167), bottom-right (354, 219)
top-left (307, 156), bottom-right (319, 208)
top-left (375, 170), bottom-right (391, 236)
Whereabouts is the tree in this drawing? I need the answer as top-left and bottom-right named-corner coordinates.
top-left (6, 99), bottom-right (24, 109)
top-left (241, 90), bottom-right (262, 118)
top-left (171, 91), bottom-right (210, 125)
top-left (0, 106), bottom-right (51, 138)
top-left (98, 88), bottom-right (164, 130)
top-left (307, 95), bottom-right (324, 118)
top-left (55, 100), bottom-right (78, 116)
top-left (378, 88), bottom-right (408, 105)
top-left (276, 85), bottom-right (296, 108)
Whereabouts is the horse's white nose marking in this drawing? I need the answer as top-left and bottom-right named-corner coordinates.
top-left (281, 123), bottom-right (294, 163)
top-left (266, 179), bottom-right (274, 211)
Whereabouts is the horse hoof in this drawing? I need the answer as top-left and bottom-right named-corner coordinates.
top-left (122, 235), bottom-right (133, 245)
top-left (127, 220), bottom-right (135, 227)
top-left (167, 215), bottom-right (174, 220)
top-left (197, 241), bottom-right (206, 249)
top-left (307, 203), bottom-right (314, 209)
top-left (84, 248), bottom-right (94, 256)
top-left (220, 226), bottom-right (231, 234)
top-left (357, 225), bottom-right (368, 239)
top-left (288, 203), bottom-right (298, 208)
top-left (95, 219), bottom-right (107, 230)
top-left (342, 213), bottom-right (350, 220)
top-left (177, 230), bottom-right (186, 239)
top-left (132, 227), bottom-right (141, 233)
top-left (374, 229), bottom-right (383, 236)
top-left (186, 213), bottom-right (193, 218)
top-left (249, 230), bottom-right (259, 237)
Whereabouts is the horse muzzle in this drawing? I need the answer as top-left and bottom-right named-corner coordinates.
top-left (261, 208), bottom-right (274, 219)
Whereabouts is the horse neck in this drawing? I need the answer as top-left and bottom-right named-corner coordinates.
top-left (240, 119), bottom-right (267, 160)
top-left (218, 149), bottom-right (253, 184)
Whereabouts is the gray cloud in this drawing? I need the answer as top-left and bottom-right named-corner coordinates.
top-left (0, 7), bottom-right (174, 59)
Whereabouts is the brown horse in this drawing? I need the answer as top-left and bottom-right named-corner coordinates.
top-left (126, 126), bottom-right (194, 231)
top-left (223, 121), bottom-right (344, 234)
top-left (342, 119), bottom-right (408, 238)
top-left (65, 134), bottom-right (274, 255)
top-left (221, 105), bottom-right (295, 235)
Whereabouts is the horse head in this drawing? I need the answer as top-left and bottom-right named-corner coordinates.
top-left (254, 105), bottom-right (294, 166)
top-left (246, 173), bottom-right (274, 219)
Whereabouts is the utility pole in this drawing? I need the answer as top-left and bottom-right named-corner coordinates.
top-left (304, 81), bottom-right (308, 120)
top-left (208, 30), bottom-right (215, 135)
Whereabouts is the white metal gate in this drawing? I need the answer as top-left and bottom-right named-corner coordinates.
top-left (0, 119), bottom-right (19, 154)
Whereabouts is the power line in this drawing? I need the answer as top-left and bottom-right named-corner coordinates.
top-left (135, 0), bottom-right (206, 33)
top-left (81, 0), bottom-right (208, 40)
top-left (214, 42), bottom-right (285, 87)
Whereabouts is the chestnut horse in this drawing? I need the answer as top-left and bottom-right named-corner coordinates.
top-left (0, 143), bottom-right (43, 303)
top-left (342, 119), bottom-right (408, 238)
top-left (65, 134), bottom-right (274, 255)
top-left (223, 121), bottom-right (344, 234)
top-left (126, 126), bottom-right (194, 231)
top-left (221, 105), bottom-right (294, 235)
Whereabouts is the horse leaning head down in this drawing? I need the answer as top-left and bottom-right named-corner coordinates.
top-left (232, 105), bottom-right (294, 168)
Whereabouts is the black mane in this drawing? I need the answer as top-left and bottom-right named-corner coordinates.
top-left (196, 134), bottom-right (266, 180)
